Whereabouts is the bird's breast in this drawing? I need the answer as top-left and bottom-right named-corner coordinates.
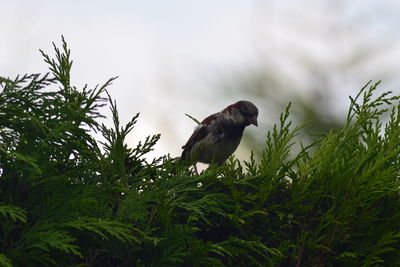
top-left (191, 127), bottom-right (244, 165)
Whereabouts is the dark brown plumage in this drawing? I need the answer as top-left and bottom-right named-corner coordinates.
top-left (181, 100), bottom-right (258, 166)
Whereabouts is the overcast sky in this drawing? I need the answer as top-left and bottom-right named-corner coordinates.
top-left (2, 0), bottom-right (400, 160)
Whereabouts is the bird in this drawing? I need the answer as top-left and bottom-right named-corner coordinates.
top-left (180, 100), bottom-right (258, 166)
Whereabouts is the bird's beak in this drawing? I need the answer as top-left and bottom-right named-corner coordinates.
top-left (250, 116), bottom-right (258, 127)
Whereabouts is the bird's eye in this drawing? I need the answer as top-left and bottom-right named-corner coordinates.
top-left (241, 107), bottom-right (251, 116)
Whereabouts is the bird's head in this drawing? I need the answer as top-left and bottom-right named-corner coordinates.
top-left (223, 100), bottom-right (258, 127)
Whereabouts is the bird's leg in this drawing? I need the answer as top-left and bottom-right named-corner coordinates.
top-left (193, 164), bottom-right (199, 175)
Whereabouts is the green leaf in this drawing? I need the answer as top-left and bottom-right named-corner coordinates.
top-left (0, 254), bottom-right (13, 267)
top-left (0, 205), bottom-right (27, 223)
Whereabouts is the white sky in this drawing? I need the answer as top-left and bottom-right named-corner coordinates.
top-left (2, 0), bottom-right (400, 161)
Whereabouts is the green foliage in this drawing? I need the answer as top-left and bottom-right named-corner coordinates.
top-left (1, 38), bottom-right (400, 266)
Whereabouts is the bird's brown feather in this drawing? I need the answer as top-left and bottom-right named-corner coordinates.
top-left (181, 113), bottom-right (217, 160)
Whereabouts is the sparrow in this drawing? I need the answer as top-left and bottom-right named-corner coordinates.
top-left (180, 100), bottom-right (258, 166)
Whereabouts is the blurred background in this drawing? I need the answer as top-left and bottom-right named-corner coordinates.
top-left (2, 0), bottom-right (400, 161)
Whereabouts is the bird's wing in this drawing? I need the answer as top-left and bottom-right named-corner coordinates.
top-left (181, 113), bottom-right (217, 160)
